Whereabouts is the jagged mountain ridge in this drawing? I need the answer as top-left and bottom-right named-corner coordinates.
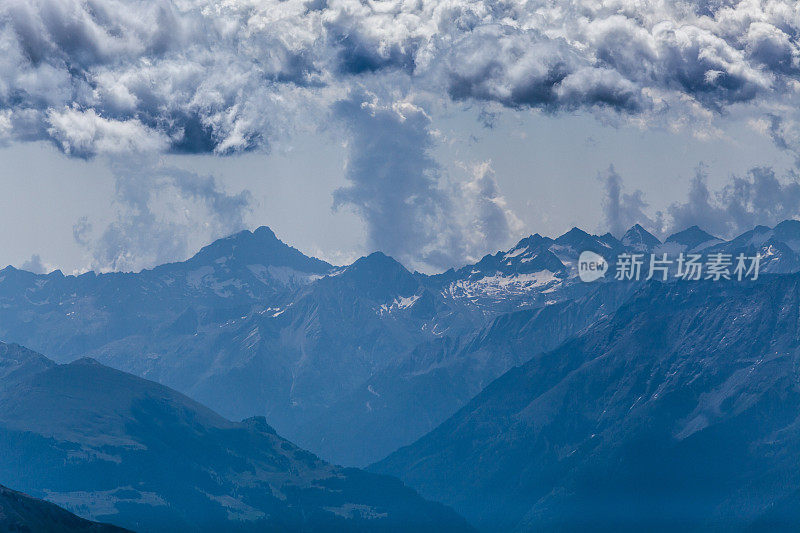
top-left (0, 221), bottom-right (799, 467)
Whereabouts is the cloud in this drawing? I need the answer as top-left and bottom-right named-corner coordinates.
top-left (763, 113), bottom-right (800, 166)
top-left (5, 0), bottom-right (800, 270)
top-left (20, 254), bottom-right (50, 274)
top-left (0, 0), bottom-right (315, 155)
top-left (666, 166), bottom-right (733, 237)
top-left (600, 165), bottom-right (661, 237)
top-left (605, 164), bottom-right (800, 239)
top-left (332, 90), bottom-right (449, 269)
top-left (668, 165), bottom-right (800, 237)
top-left (445, 28), bottom-right (644, 113)
top-left (75, 155), bottom-right (252, 272)
top-left (2, 0), bottom-right (800, 156)
top-left (332, 90), bottom-right (520, 271)
top-left (456, 161), bottom-right (524, 263)
top-left (46, 107), bottom-right (168, 157)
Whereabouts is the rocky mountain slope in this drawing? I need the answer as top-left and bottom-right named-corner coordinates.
top-left (0, 343), bottom-right (471, 532)
top-left (0, 221), bottom-right (798, 466)
top-left (373, 275), bottom-right (800, 531)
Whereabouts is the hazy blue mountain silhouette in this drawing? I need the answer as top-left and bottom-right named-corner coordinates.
top-left (0, 343), bottom-right (471, 532)
top-left (621, 223), bottom-right (661, 251)
top-left (0, 222), bottom-right (798, 466)
top-left (301, 280), bottom-right (640, 465)
top-left (663, 225), bottom-right (722, 251)
top-left (373, 275), bottom-right (800, 531)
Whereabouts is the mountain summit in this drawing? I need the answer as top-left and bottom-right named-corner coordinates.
top-left (621, 223), bottom-right (661, 251)
top-left (184, 226), bottom-right (333, 273)
top-left (663, 225), bottom-right (721, 252)
top-left (4, 220), bottom-right (800, 470)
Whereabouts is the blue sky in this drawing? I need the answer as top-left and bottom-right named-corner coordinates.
top-left (1, 0), bottom-right (800, 274)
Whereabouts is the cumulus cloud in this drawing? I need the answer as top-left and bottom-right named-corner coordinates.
top-left (2, 0), bottom-right (800, 155)
top-left (332, 90), bottom-right (521, 270)
top-left (0, 0), bottom-right (316, 154)
top-left (74, 155), bottom-right (252, 272)
top-left (332, 90), bottom-right (451, 270)
top-left (47, 107), bottom-right (168, 157)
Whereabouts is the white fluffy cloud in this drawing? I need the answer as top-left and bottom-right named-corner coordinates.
top-left (46, 107), bottom-right (168, 156)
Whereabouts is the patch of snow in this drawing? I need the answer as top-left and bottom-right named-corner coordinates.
top-left (444, 270), bottom-right (559, 301)
top-left (503, 246), bottom-right (528, 259)
top-left (246, 264), bottom-right (322, 287)
top-left (377, 294), bottom-right (421, 315)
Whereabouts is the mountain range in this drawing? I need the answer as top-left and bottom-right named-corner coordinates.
top-left (373, 275), bottom-right (800, 530)
top-left (3, 220), bottom-right (800, 530)
top-left (2, 221), bottom-right (800, 467)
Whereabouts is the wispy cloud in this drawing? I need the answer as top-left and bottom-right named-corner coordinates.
top-left (20, 253), bottom-right (50, 274)
top-left (602, 164), bottom-right (800, 238)
top-left (74, 155), bottom-right (252, 272)
top-left (668, 165), bottom-right (800, 237)
top-left (600, 165), bottom-right (661, 238)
